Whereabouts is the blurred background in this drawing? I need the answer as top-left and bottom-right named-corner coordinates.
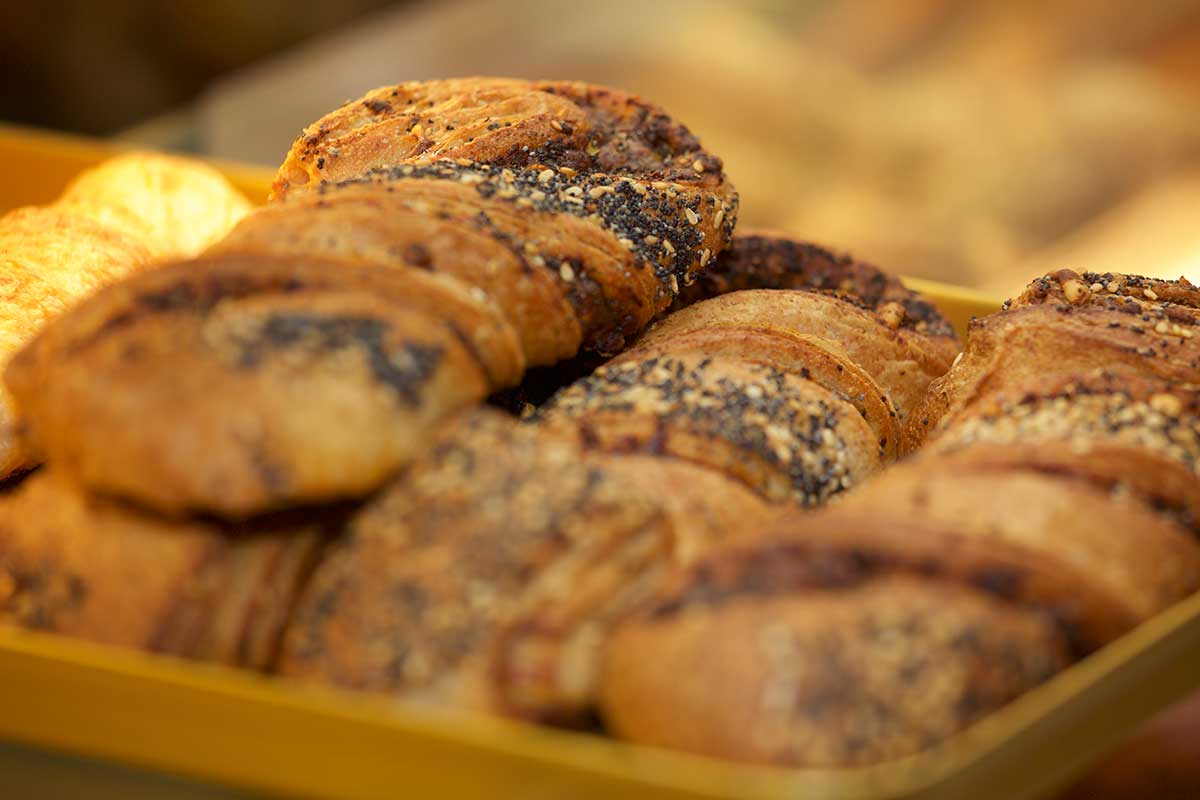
top-left (4, 0), bottom-right (1200, 295)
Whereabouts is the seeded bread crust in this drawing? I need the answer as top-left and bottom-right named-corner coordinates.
top-left (6, 255), bottom-right (521, 516)
top-left (597, 520), bottom-right (1084, 768)
top-left (905, 270), bottom-right (1200, 451)
top-left (265, 78), bottom-right (739, 357)
top-left (672, 232), bottom-right (956, 342)
top-left (638, 289), bottom-right (954, 423)
top-left (536, 352), bottom-right (882, 504)
top-left (277, 410), bottom-right (675, 722)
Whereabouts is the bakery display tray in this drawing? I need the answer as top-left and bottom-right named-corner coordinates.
top-left (2, 124), bottom-right (1198, 800)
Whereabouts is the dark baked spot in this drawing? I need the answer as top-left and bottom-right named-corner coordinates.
top-left (233, 313), bottom-right (444, 407)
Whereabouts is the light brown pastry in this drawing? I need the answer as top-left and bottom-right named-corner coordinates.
top-left (6, 254), bottom-right (522, 516)
top-left (922, 370), bottom-right (1200, 532)
top-left (278, 410), bottom-right (676, 723)
top-left (0, 152), bottom-right (250, 477)
top-left (671, 232), bottom-right (958, 349)
top-left (635, 289), bottom-right (954, 424)
top-left (13, 79), bottom-right (738, 516)
top-left (599, 518), bottom-right (1087, 768)
top-left (536, 351), bottom-right (883, 504)
top-left (592, 454), bottom-right (776, 565)
top-left (0, 470), bottom-right (329, 669)
top-left (848, 458), bottom-right (1200, 622)
top-left (56, 152), bottom-right (252, 258)
top-left (263, 77), bottom-right (739, 356)
top-left (906, 270), bottom-right (1200, 451)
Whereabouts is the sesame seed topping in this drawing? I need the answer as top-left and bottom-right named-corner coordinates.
top-left (684, 207), bottom-right (700, 226)
top-left (537, 168), bottom-right (555, 183)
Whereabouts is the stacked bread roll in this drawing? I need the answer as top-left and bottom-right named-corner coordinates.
top-left (0, 79), bottom-right (746, 682)
top-left (276, 232), bottom-right (958, 724)
top-left (536, 233), bottom-right (959, 504)
top-left (597, 268), bottom-right (1200, 767)
top-left (7, 78), bottom-right (737, 518)
top-left (5, 76), bottom-right (1189, 774)
top-left (0, 153), bottom-right (250, 476)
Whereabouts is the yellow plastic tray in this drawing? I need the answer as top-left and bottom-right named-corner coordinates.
top-left (2, 125), bottom-right (1198, 799)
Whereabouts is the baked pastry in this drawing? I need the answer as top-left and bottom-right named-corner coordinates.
top-left (598, 466), bottom-right (1200, 766)
top-left (905, 269), bottom-right (1200, 451)
top-left (536, 234), bottom-right (959, 503)
top-left (259, 77), bottom-right (739, 356)
top-left (597, 269), bottom-right (1200, 769)
top-left (14, 78), bottom-right (737, 516)
top-left (0, 470), bottom-right (329, 669)
top-left (598, 516), bottom-right (1082, 768)
top-left (925, 370), bottom-right (1200, 533)
top-left (278, 410), bottom-right (675, 722)
top-left (0, 152), bottom-right (250, 477)
top-left (537, 351), bottom-right (883, 504)
top-left (6, 254), bottom-right (522, 516)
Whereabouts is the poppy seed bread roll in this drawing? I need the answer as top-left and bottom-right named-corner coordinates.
top-left (598, 519), bottom-right (1083, 768)
top-left (6, 255), bottom-right (521, 516)
top-left (536, 234), bottom-right (957, 505)
top-left (906, 269), bottom-right (1200, 452)
top-left (277, 410), bottom-right (676, 722)
top-left (265, 77), bottom-right (739, 356)
top-left (538, 352), bottom-right (883, 504)
top-left (11, 79), bottom-right (737, 516)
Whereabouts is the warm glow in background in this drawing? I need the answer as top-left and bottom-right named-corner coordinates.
top-left (5, 0), bottom-right (1200, 294)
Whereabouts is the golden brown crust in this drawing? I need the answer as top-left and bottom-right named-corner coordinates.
top-left (57, 152), bottom-right (251, 258)
top-left (1010, 269), bottom-right (1200, 317)
top-left (278, 411), bottom-right (674, 722)
top-left (218, 182), bottom-right (581, 366)
top-left (591, 454), bottom-right (777, 565)
top-left (905, 273), bottom-right (1200, 451)
top-left (7, 254), bottom-right (523, 516)
top-left (268, 78), bottom-right (738, 356)
top-left (904, 310), bottom-right (1200, 452)
top-left (848, 459), bottom-right (1200, 622)
top-left (0, 153), bottom-right (249, 478)
top-left (536, 352), bottom-right (882, 504)
top-left (620, 322), bottom-right (901, 461)
top-left (673, 232), bottom-right (958, 342)
top-left (635, 289), bottom-right (953, 424)
top-left (0, 471), bottom-right (327, 669)
top-left (600, 569), bottom-right (1070, 767)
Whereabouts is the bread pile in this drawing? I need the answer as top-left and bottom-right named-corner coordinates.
top-left (597, 268), bottom-right (1200, 766)
top-left (0, 78), bottom-right (1194, 770)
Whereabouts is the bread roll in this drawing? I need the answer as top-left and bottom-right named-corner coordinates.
top-left (0, 152), bottom-right (250, 477)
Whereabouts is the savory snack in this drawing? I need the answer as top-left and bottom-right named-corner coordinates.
top-left (0, 152), bottom-right (250, 477)
top-left (278, 410), bottom-right (677, 722)
top-left (0, 470), bottom-right (329, 669)
top-left (261, 77), bottom-right (740, 356)
top-left (13, 78), bottom-right (737, 516)
top-left (597, 269), bottom-right (1200, 768)
top-left (6, 255), bottom-right (521, 516)
top-left (905, 269), bottom-right (1200, 451)
top-left (536, 233), bottom-right (959, 503)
